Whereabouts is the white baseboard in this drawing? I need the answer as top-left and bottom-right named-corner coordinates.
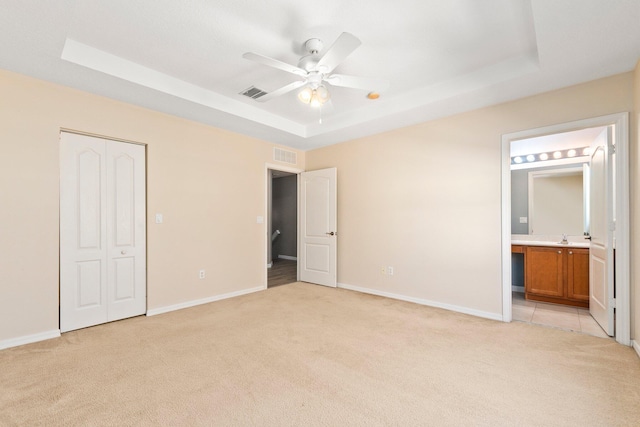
top-left (337, 282), bottom-right (503, 322)
top-left (267, 262), bottom-right (273, 269)
top-left (632, 340), bottom-right (640, 359)
top-left (278, 255), bottom-right (297, 261)
top-left (0, 329), bottom-right (61, 351)
top-left (146, 286), bottom-right (263, 317)
top-left (512, 286), bottom-right (525, 293)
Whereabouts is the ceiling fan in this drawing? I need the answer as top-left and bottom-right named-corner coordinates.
top-left (243, 32), bottom-right (388, 106)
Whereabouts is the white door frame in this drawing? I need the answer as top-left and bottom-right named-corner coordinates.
top-left (501, 113), bottom-right (630, 346)
top-left (263, 163), bottom-right (303, 289)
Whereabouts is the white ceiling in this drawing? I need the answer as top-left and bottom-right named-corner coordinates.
top-left (1, 1), bottom-right (639, 151)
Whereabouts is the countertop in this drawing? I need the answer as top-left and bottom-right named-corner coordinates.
top-left (511, 234), bottom-right (590, 249)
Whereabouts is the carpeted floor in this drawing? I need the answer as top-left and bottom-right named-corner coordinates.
top-left (1, 282), bottom-right (639, 426)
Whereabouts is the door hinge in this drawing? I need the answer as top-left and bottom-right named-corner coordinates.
top-left (610, 298), bottom-right (616, 308)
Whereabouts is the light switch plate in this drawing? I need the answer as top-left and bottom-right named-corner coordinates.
top-left (256, 216), bottom-right (264, 224)
top-left (155, 213), bottom-right (163, 224)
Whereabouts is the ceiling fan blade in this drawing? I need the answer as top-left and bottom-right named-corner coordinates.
top-left (242, 52), bottom-right (307, 77)
top-left (316, 32), bottom-right (361, 73)
top-left (325, 74), bottom-right (389, 91)
top-left (257, 80), bottom-right (307, 102)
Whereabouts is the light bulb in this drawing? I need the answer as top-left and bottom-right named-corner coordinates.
top-left (308, 90), bottom-right (319, 107)
top-left (567, 149), bottom-right (576, 157)
top-left (513, 156), bottom-right (523, 164)
top-left (526, 154), bottom-right (535, 162)
top-left (539, 153), bottom-right (549, 161)
top-left (316, 85), bottom-right (330, 103)
top-left (297, 87), bottom-right (313, 104)
top-left (553, 151), bottom-right (562, 159)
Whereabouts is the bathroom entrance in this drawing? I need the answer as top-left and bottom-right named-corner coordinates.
top-left (501, 113), bottom-right (630, 345)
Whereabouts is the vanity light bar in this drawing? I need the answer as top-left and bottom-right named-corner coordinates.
top-left (511, 146), bottom-right (591, 165)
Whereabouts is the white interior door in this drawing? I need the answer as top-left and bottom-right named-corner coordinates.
top-left (588, 127), bottom-right (614, 336)
top-left (60, 132), bottom-right (146, 332)
top-left (299, 168), bottom-right (337, 287)
top-left (105, 141), bottom-right (147, 322)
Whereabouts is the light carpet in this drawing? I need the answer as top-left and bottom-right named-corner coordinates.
top-left (1, 282), bottom-right (639, 426)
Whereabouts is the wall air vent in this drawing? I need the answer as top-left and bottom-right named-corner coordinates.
top-left (240, 86), bottom-right (268, 100)
top-left (274, 147), bottom-right (297, 165)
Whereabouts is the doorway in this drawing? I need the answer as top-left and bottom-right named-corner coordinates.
top-left (267, 167), bottom-right (299, 288)
top-left (501, 113), bottom-right (630, 346)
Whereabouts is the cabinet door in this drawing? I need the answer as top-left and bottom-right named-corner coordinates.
top-left (525, 246), bottom-right (564, 297)
top-left (567, 248), bottom-right (589, 302)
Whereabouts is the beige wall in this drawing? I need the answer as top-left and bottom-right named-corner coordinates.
top-left (0, 69), bottom-right (304, 343)
top-left (306, 72), bottom-right (635, 319)
top-left (1, 65), bottom-right (638, 347)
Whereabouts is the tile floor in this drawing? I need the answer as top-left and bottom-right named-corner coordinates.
top-left (512, 292), bottom-right (610, 338)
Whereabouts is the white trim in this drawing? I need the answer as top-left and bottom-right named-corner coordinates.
top-left (265, 162), bottom-right (303, 175)
top-left (338, 282), bottom-right (503, 322)
top-left (0, 329), bottom-right (61, 351)
top-left (512, 286), bottom-right (525, 293)
top-left (278, 255), bottom-right (297, 261)
top-left (267, 262), bottom-right (273, 269)
top-left (612, 113), bottom-right (631, 346)
top-left (501, 113), bottom-right (630, 346)
top-left (146, 286), bottom-right (263, 317)
top-left (632, 340), bottom-right (640, 359)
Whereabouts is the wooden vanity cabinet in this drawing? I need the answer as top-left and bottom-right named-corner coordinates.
top-left (524, 246), bottom-right (589, 308)
top-left (525, 246), bottom-right (564, 298)
top-left (566, 248), bottom-right (589, 302)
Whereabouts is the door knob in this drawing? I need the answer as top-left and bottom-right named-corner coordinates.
top-left (326, 231), bottom-right (336, 236)
top-left (121, 250), bottom-right (127, 255)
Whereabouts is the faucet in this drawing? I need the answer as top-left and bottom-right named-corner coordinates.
top-left (561, 234), bottom-right (568, 244)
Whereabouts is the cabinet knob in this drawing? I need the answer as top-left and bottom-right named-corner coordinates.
top-left (569, 251), bottom-right (573, 255)
top-left (557, 250), bottom-right (562, 254)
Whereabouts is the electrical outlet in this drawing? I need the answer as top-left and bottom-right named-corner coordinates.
top-left (199, 269), bottom-right (205, 279)
top-left (387, 266), bottom-right (394, 276)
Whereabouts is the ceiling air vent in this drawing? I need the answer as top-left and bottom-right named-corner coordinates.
top-left (240, 86), bottom-right (268, 100)
top-left (274, 148), bottom-right (297, 165)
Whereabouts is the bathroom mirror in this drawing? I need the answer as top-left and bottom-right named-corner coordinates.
top-left (528, 166), bottom-right (585, 235)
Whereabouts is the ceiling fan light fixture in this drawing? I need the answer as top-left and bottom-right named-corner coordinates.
top-left (298, 85), bottom-right (330, 107)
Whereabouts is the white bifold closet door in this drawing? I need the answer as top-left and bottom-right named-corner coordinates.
top-left (60, 132), bottom-right (146, 333)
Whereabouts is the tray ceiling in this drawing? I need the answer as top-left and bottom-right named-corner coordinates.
top-left (1, 0), bottom-right (639, 150)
